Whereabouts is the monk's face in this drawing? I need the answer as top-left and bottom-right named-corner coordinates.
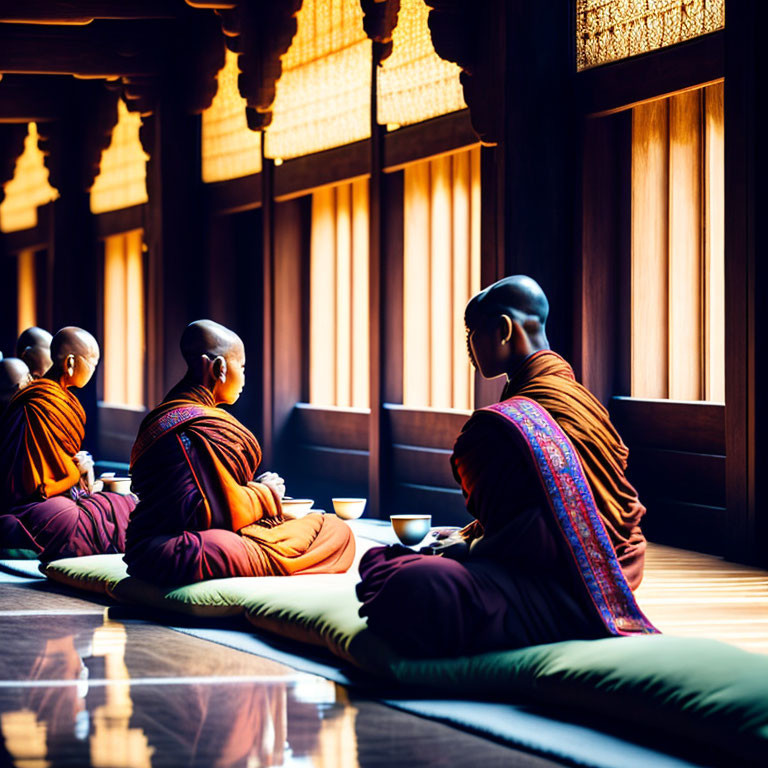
top-left (67, 347), bottom-right (100, 389)
top-left (213, 342), bottom-right (246, 405)
top-left (468, 314), bottom-right (512, 379)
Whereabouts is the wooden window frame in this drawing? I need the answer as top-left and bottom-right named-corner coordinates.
top-left (575, 21), bottom-right (759, 562)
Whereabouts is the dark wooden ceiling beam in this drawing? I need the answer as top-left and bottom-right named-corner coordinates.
top-left (0, 1), bottom-right (179, 24)
top-left (0, 23), bottom-right (159, 76)
top-left (0, 75), bottom-right (66, 122)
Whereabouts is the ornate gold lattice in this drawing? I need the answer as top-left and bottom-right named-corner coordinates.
top-left (265, 0), bottom-right (371, 160)
top-left (90, 100), bottom-right (148, 214)
top-left (377, 0), bottom-right (466, 128)
top-left (202, 48), bottom-right (262, 182)
top-left (576, 0), bottom-right (725, 71)
top-left (0, 123), bottom-right (59, 233)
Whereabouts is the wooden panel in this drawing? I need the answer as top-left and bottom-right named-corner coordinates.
top-left (578, 112), bottom-right (628, 403)
top-left (611, 397), bottom-right (725, 454)
top-left (335, 184), bottom-right (352, 407)
top-left (577, 32), bottom-right (724, 118)
top-left (641, 499), bottom-right (727, 556)
top-left (391, 445), bottom-right (455, 488)
top-left (385, 405), bottom-right (470, 451)
top-left (383, 110), bottom-right (477, 171)
top-left (94, 204), bottom-right (145, 238)
top-left (295, 445), bottom-right (369, 485)
top-left (97, 403), bottom-right (146, 464)
top-left (291, 404), bottom-right (369, 451)
top-left (631, 99), bottom-right (669, 398)
top-left (205, 173), bottom-right (262, 215)
top-left (391, 483), bottom-right (471, 527)
top-left (668, 89), bottom-right (702, 400)
top-left (273, 141), bottom-right (370, 201)
top-left (273, 199), bottom-right (308, 456)
top-left (629, 449), bottom-right (726, 508)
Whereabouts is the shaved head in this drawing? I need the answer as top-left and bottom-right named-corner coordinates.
top-left (180, 320), bottom-right (243, 366)
top-left (16, 327), bottom-right (52, 358)
top-left (465, 275), bottom-right (549, 331)
top-left (0, 357), bottom-right (32, 409)
top-left (50, 327), bottom-right (99, 364)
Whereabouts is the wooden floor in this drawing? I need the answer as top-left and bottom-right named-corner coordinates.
top-left (636, 543), bottom-right (768, 654)
top-left (1, 542), bottom-right (766, 766)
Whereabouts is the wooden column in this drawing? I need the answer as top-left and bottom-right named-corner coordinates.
top-left (369, 54), bottom-right (385, 519)
top-left (260, 152), bottom-right (275, 466)
top-left (724, 0), bottom-right (767, 565)
top-left (503, 1), bottom-right (575, 361)
top-left (143, 105), bottom-right (205, 407)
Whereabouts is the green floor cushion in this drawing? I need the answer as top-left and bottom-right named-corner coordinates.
top-left (113, 572), bottom-right (360, 619)
top-left (42, 554), bottom-right (128, 595)
top-left (244, 582), bottom-right (768, 765)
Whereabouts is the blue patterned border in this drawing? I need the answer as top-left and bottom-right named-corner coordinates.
top-left (484, 397), bottom-right (657, 636)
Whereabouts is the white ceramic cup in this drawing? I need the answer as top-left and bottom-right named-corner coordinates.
top-left (390, 514), bottom-right (432, 546)
top-left (281, 498), bottom-right (315, 518)
top-left (100, 476), bottom-right (132, 495)
top-left (332, 498), bottom-right (367, 520)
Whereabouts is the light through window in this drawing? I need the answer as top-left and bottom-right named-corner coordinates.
top-left (309, 179), bottom-right (370, 408)
top-left (631, 82), bottom-right (724, 402)
top-left (103, 230), bottom-right (145, 408)
top-left (403, 146), bottom-right (481, 411)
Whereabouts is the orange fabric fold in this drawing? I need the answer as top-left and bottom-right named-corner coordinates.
top-left (240, 514), bottom-right (355, 576)
top-left (502, 351), bottom-right (647, 589)
top-left (0, 379), bottom-right (85, 503)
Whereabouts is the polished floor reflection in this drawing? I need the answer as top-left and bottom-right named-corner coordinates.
top-left (0, 578), bottom-right (560, 767)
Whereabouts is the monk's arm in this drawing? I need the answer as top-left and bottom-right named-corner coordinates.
top-left (180, 433), bottom-right (281, 531)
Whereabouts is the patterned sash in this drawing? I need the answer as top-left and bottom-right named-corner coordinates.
top-left (130, 405), bottom-right (209, 466)
top-left (483, 397), bottom-right (657, 636)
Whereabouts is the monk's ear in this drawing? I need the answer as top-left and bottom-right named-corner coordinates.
top-left (499, 315), bottom-right (513, 346)
top-left (65, 354), bottom-right (76, 377)
top-left (212, 355), bottom-right (227, 382)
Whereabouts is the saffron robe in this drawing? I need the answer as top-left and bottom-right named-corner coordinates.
top-left (499, 350), bottom-right (647, 589)
top-left (125, 383), bottom-right (354, 585)
top-left (0, 379), bottom-right (133, 561)
top-left (357, 397), bottom-right (657, 658)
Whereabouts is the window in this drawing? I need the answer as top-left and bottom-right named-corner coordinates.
top-left (576, 0), bottom-right (725, 71)
top-left (631, 82), bottom-right (724, 402)
top-left (309, 179), bottom-right (369, 408)
top-left (102, 230), bottom-right (145, 408)
top-left (265, 0), bottom-right (371, 161)
top-left (202, 48), bottom-right (262, 183)
top-left (90, 100), bottom-right (148, 215)
top-left (0, 123), bottom-right (58, 233)
top-left (377, 0), bottom-right (466, 129)
top-left (402, 146), bottom-right (481, 411)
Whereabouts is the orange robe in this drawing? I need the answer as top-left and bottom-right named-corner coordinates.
top-left (0, 379), bottom-right (133, 560)
top-left (125, 382), bottom-right (354, 585)
top-left (498, 350), bottom-right (647, 589)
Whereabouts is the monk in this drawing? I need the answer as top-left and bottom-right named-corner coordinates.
top-left (0, 327), bottom-right (134, 560)
top-left (125, 320), bottom-right (354, 585)
top-left (16, 326), bottom-right (53, 378)
top-left (0, 357), bottom-right (32, 415)
top-left (357, 276), bottom-right (656, 658)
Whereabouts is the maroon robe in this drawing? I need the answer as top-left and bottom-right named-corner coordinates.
top-left (357, 398), bottom-right (656, 658)
top-left (0, 379), bottom-right (133, 561)
top-left (125, 381), bottom-right (354, 585)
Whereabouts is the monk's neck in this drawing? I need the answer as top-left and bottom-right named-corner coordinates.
top-left (43, 369), bottom-right (69, 390)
